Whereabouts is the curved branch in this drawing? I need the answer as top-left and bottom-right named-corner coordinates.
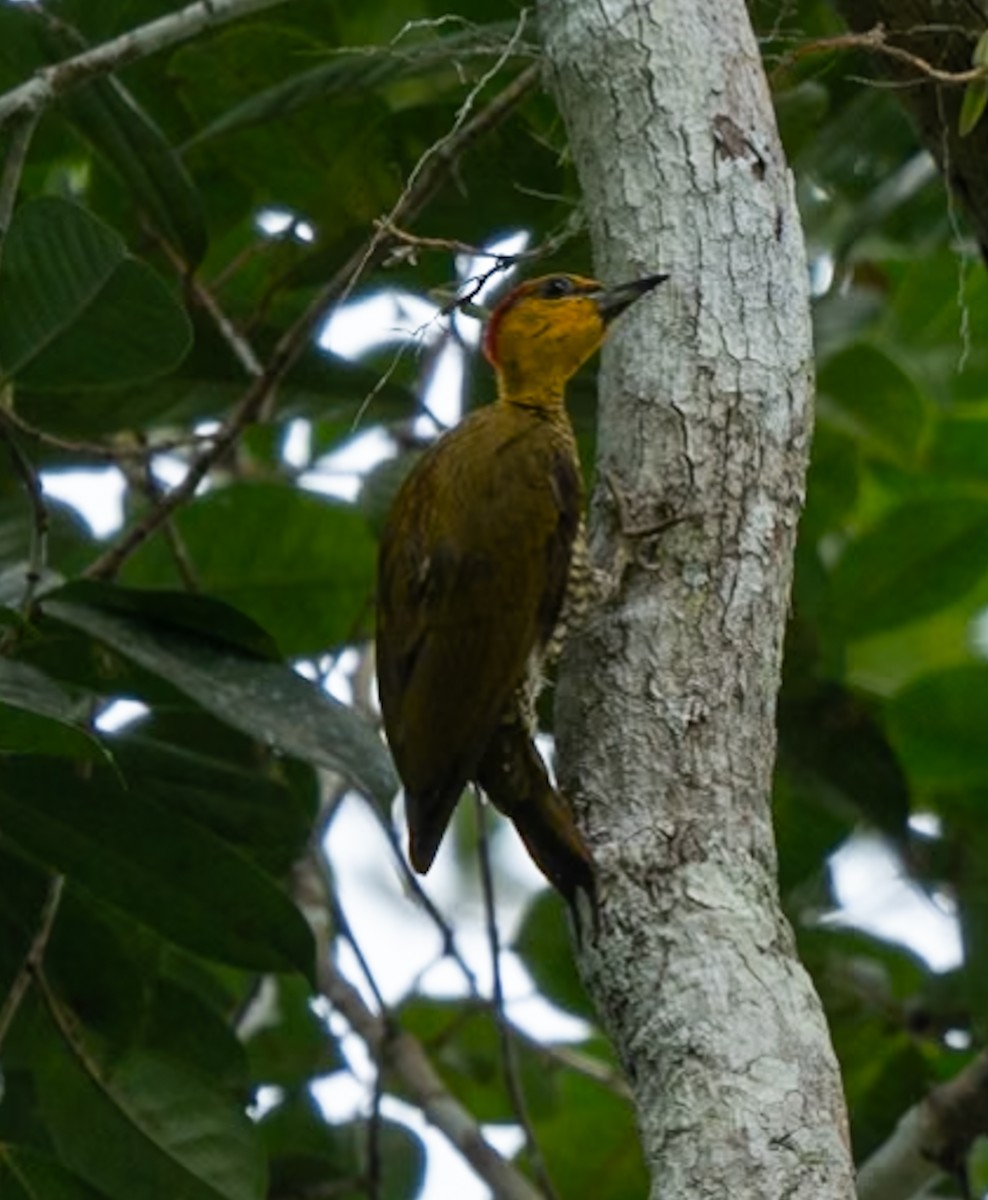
top-left (0, 0), bottom-right (293, 130)
top-left (831, 1), bottom-right (988, 259)
top-left (858, 1048), bottom-right (988, 1200)
top-left (319, 959), bottom-right (545, 1200)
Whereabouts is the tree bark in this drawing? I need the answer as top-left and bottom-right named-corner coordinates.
top-left (537, 2), bottom-right (856, 1197)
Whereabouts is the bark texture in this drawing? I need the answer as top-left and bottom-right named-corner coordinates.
top-left (834, 0), bottom-right (988, 259)
top-left (536, 2), bottom-right (855, 1197)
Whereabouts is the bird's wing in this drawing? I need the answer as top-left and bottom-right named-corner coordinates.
top-left (376, 409), bottom-right (581, 871)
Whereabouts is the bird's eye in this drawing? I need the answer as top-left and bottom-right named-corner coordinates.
top-left (540, 276), bottom-right (575, 299)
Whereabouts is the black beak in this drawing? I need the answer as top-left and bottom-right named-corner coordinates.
top-left (594, 273), bottom-right (668, 323)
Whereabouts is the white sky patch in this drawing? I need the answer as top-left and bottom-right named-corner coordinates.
top-left (150, 452), bottom-right (196, 491)
top-left (43, 467), bottom-right (126, 538)
top-left (282, 418), bottom-right (312, 469)
top-left (256, 207), bottom-right (315, 244)
top-left (300, 426), bottom-right (395, 503)
top-left (970, 605), bottom-right (988, 657)
top-left (828, 833), bottom-right (963, 972)
top-left (321, 292), bottom-right (440, 361)
top-left (908, 812), bottom-right (942, 838)
top-left (95, 699), bottom-right (150, 733)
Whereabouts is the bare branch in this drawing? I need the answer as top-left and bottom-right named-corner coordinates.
top-left (0, 0), bottom-right (294, 130)
top-left (0, 874), bottom-right (64, 1050)
top-left (83, 59), bottom-right (539, 582)
top-left (773, 23), bottom-right (988, 86)
top-left (476, 797), bottom-right (559, 1200)
top-left (319, 960), bottom-right (546, 1200)
top-left (858, 1048), bottom-right (988, 1200)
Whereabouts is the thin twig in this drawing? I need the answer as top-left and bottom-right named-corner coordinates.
top-left (319, 960), bottom-right (546, 1200)
top-left (772, 23), bottom-right (988, 86)
top-left (367, 1065), bottom-right (384, 1200)
top-left (82, 59), bottom-right (539, 583)
top-left (476, 797), bottom-right (559, 1200)
top-left (0, 0), bottom-right (293, 129)
top-left (158, 236), bottom-right (264, 380)
top-left (0, 874), bottom-right (64, 1050)
top-left (365, 800), bottom-right (481, 997)
top-left (123, 445), bottom-right (200, 590)
top-left (0, 407), bottom-right (50, 616)
top-left (1, 406), bottom-right (218, 462)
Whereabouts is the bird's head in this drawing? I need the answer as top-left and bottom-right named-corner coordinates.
top-left (482, 272), bottom-right (667, 404)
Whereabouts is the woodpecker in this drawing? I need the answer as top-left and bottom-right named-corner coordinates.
top-left (376, 271), bottom-right (666, 912)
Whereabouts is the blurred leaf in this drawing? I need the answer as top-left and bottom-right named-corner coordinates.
top-left (830, 500), bottom-right (988, 639)
top-left (514, 891), bottom-right (592, 1020)
top-left (245, 975), bottom-right (340, 1089)
top-left (889, 666), bottom-right (988, 790)
top-left (0, 198), bottom-right (191, 390)
top-left (396, 996), bottom-right (557, 1124)
top-left (817, 343), bottom-right (927, 466)
top-left (534, 1071), bottom-right (646, 1200)
top-left (108, 733), bottom-right (313, 876)
top-left (55, 581), bottom-right (281, 660)
top-left (185, 20), bottom-right (517, 146)
top-left (34, 993), bottom-right (265, 1200)
top-left (0, 659), bottom-right (108, 762)
top-left (777, 682), bottom-right (909, 837)
top-left (0, 844), bottom-right (51, 998)
top-left (122, 484), bottom-right (377, 656)
top-left (0, 757), bottom-right (315, 978)
top-left (38, 18), bottom-right (207, 263)
top-left (44, 582), bottom-right (397, 806)
top-left (927, 415), bottom-right (988, 482)
top-left (262, 1092), bottom-right (425, 1200)
top-left (0, 1145), bottom-right (107, 1200)
top-left (959, 80), bottom-right (988, 137)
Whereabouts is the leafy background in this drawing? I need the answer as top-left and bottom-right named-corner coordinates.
top-left (0, 0), bottom-right (986, 1197)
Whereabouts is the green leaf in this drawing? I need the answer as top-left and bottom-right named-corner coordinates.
top-left (262, 1093), bottom-right (425, 1200)
top-left (0, 844), bottom-right (51, 998)
top-left (245, 976), bottom-right (341, 1089)
top-left (0, 659), bottom-right (107, 762)
top-left (816, 343), bottom-right (927, 465)
top-left (928, 415), bottom-right (988, 481)
top-left (534, 1072), bottom-right (646, 1200)
top-left (38, 21), bottom-right (207, 263)
top-left (44, 582), bottom-right (397, 806)
top-left (109, 733), bottom-right (313, 876)
top-left (776, 682), bottom-right (909, 838)
top-left (960, 33), bottom-right (988, 137)
top-left (34, 997), bottom-right (266, 1200)
top-left (514, 891), bottom-right (592, 1020)
top-left (58, 580), bottom-right (281, 660)
top-left (829, 499), bottom-right (988, 639)
top-left (396, 996), bottom-right (558, 1123)
top-left (121, 484), bottom-right (378, 657)
top-left (959, 80), bottom-right (988, 137)
top-left (0, 1145), bottom-right (107, 1200)
top-left (0, 757), bottom-right (315, 978)
top-left (889, 666), bottom-right (988, 791)
top-left (0, 197), bottom-right (191, 390)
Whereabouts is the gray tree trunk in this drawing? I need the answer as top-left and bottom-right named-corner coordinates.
top-left (536, 2), bottom-right (857, 1197)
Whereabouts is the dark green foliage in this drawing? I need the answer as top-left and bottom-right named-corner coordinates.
top-left (0, 0), bottom-right (985, 1197)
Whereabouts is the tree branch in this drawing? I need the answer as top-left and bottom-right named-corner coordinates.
top-left (830, 2), bottom-right (988, 259)
top-left (0, 0), bottom-right (293, 130)
top-left (82, 59), bottom-right (539, 582)
top-left (858, 1047), bottom-right (988, 1200)
top-left (319, 960), bottom-right (545, 1200)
